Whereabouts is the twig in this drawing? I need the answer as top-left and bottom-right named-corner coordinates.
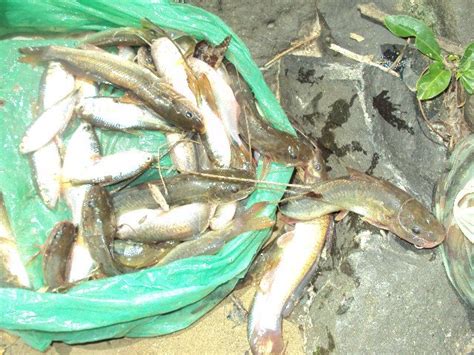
top-left (185, 171), bottom-right (311, 190)
top-left (357, 3), bottom-right (464, 56)
top-left (328, 43), bottom-right (400, 77)
top-left (389, 38), bottom-right (410, 71)
top-left (417, 97), bottom-right (449, 143)
top-left (262, 32), bottom-right (321, 69)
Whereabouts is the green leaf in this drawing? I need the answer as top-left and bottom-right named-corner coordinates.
top-left (416, 61), bottom-right (452, 100)
top-left (459, 65), bottom-right (474, 94)
top-left (384, 15), bottom-right (442, 61)
top-left (458, 43), bottom-right (474, 95)
top-left (461, 76), bottom-right (473, 94)
top-left (460, 42), bottom-right (474, 66)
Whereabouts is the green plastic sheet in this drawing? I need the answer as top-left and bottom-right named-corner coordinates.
top-left (0, 0), bottom-right (295, 351)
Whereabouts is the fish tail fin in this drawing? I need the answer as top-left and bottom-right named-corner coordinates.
top-left (249, 328), bottom-right (285, 355)
top-left (228, 202), bottom-right (274, 234)
top-left (18, 46), bottom-right (50, 65)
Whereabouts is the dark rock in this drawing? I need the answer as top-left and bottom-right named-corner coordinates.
top-left (280, 54), bottom-right (448, 205)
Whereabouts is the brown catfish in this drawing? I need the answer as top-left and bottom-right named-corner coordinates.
top-left (19, 46), bottom-right (204, 133)
top-left (113, 240), bottom-right (178, 271)
top-left (81, 185), bottom-right (122, 276)
top-left (223, 61), bottom-right (314, 166)
top-left (111, 169), bottom-right (256, 215)
top-left (158, 203), bottom-right (274, 265)
top-left (80, 27), bottom-right (159, 47)
top-left (42, 221), bottom-right (76, 289)
top-left (281, 168), bottom-right (446, 248)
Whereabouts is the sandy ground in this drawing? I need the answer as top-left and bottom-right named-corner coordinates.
top-left (0, 286), bottom-right (304, 355)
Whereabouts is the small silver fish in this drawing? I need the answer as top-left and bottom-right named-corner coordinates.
top-left (0, 193), bottom-right (31, 288)
top-left (62, 123), bottom-right (99, 282)
top-left (64, 150), bottom-right (154, 186)
top-left (248, 219), bottom-right (330, 355)
top-left (20, 91), bottom-right (76, 154)
top-left (77, 97), bottom-right (179, 133)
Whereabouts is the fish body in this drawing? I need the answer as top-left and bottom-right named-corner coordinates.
top-left (112, 169), bottom-right (255, 215)
top-left (113, 240), bottom-right (178, 270)
top-left (189, 57), bottom-right (242, 148)
top-left (224, 61), bottom-right (313, 166)
top-left (210, 202), bottom-right (237, 230)
top-left (20, 91), bottom-right (76, 154)
top-left (39, 61), bottom-right (76, 110)
top-left (64, 150), bottom-right (154, 186)
top-left (116, 203), bottom-right (213, 242)
top-left (166, 133), bottom-right (198, 173)
top-left (159, 203), bottom-right (274, 265)
top-left (151, 37), bottom-right (199, 172)
top-left (198, 98), bottom-right (232, 168)
top-left (248, 220), bottom-right (330, 355)
top-left (20, 46), bottom-right (204, 133)
top-left (81, 185), bottom-right (121, 276)
top-left (30, 141), bottom-right (62, 209)
top-left (62, 123), bottom-right (99, 281)
top-left (0, 193), bottom-right (30, 288)
top-left (80, 27), bottom-right (159, 47)
top-left (77, 97), bottom-right (178, 132)
top-left (30, 61), bottom-right (74, 208)
top-left (117, 46), bottom-right (136, 61)
top-left (282, 169), bottom-right (445, 248)
top-left (42, 221), bottom-right (76, 289)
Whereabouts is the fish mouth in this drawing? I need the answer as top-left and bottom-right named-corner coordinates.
top-left (412, 238), bottom-right (442, 249)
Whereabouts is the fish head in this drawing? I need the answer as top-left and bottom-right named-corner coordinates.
top-left (170, 97), bottom-right (205, 133)
top-left (271, 137), bottom-right (314, 167)
top-left (297, 147), bottom-right (327, 183)
top-left (206, 169), bottom-right (256, 203)
top-left (394, 198), bottom-right (446, 248)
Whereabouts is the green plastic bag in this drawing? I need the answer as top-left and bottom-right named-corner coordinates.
top-left (0, 0), bottom-right (295, 350)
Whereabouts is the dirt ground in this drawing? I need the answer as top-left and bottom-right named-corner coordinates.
top-left (0, 287), bottom-right (304, 354)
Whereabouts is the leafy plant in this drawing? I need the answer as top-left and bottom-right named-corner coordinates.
top-left (384, 15), bottom-right (473, 100)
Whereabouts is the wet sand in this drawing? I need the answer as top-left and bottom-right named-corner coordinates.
top-left (0, 286), bottom-right (304, 354)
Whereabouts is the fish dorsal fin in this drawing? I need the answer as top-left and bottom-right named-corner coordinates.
top-left (346, 167), bottom-right (375, 182)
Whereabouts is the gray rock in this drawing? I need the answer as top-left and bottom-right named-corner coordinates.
top-left (296, 217), bottom-right (473, 354)
top-left (278, 54), bottom-right (471, 354)
top-left (280, 54), bottom-right (447, 205)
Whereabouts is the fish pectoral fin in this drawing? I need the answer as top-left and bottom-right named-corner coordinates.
top-left (335, 209), bottom-right (349, 222)
top-left (276, 231), bottom-right (295, 248)
top-left (115, 92), bottom-right (143, 106)
top-left (360, 216), bottom-right (389, 230)
top-left (76, 43), bottom-right (108, 52)
top-left (259, 267), bottom-right (278, 293)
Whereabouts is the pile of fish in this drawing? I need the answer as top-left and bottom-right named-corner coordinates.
top-left (1, 20), bottom-right (448, 355)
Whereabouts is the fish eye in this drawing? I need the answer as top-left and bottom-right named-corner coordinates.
top-left (411, 225), bottom-right (421, 235)
top-left (230, 185), bottom-right (239, 193)
top-left (288, 147), bottom-right (298, 160)
top-left (185, 111), bottom-right (193, 119)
